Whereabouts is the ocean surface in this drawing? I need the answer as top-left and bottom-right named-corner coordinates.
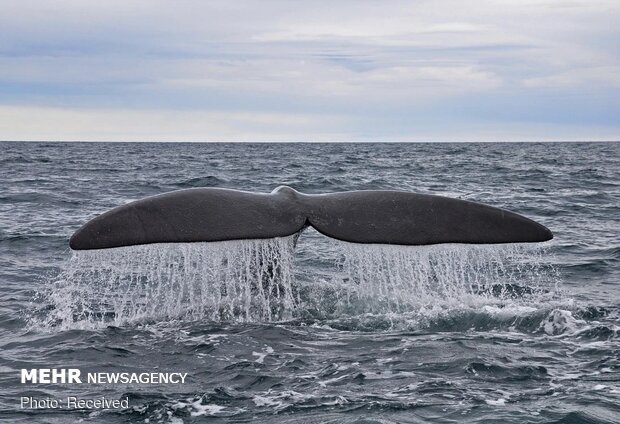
top-left (0, 141), bottom-right (618, 423)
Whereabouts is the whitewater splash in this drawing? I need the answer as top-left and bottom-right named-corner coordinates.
top-left (35, 238), bottom-right (560, 330)
top-left (337, 242), bottom-right (560, 313)
top-left (40, 238), bottom-right (297, 330)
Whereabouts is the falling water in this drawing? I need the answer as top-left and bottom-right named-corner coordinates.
top-left (39, 237), bottom-right (297, 329)
top-left (294, 238), bottom-right (561, 322)
top-left (334, 242), bottom-right (560, 313)
top-left (35, 237), bottom-right (559, 330)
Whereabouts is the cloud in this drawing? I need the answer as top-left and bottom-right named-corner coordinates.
top-left (0, 0), bottom-right (618, 141)
top-left (2, 104), bottom-right (617, 142)
top-left (0, 105), bottom-right (351, 142)
top-left (523, 66), bottom-right (620, 88)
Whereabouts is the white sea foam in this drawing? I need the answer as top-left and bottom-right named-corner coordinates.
top-left (189, 402), bottom-right (226, 416)
top-left (485, 398), bottom-right (507, 406)
top-left (252, 345), bottom-right (274, 364)
top-left (539, 309), bottom-right (585, 335)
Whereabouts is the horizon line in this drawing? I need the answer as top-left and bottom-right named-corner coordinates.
top-left (1, 139), bottom-right (619, 144)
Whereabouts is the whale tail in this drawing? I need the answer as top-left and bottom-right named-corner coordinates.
top-left (69, 186), bottom-right (552, 250)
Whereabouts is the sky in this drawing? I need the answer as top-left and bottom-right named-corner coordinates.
top-left (1, 0), bottom-right (619, 142)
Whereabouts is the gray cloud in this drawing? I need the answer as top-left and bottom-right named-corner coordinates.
top-left (0, 0), bottom-right (618, 141)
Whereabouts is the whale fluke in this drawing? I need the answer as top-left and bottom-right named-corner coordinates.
top-left (69, 186), bottom-right (552, 250)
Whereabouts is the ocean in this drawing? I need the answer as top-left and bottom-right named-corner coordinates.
top-left (0, 141), bottom-right (618, 423)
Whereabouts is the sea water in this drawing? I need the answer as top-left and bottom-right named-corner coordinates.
top-left (0, 141), bottom-right (618, 423)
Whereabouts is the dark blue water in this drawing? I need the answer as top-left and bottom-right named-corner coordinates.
top-left (0, 142), bottom-right (618, 423)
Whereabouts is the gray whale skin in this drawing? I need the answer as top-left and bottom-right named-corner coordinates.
top-left (69, 186), bottom-right (553, 250)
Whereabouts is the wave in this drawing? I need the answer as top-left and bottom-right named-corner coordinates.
top-left (175, 176), bottom-right (228, 187)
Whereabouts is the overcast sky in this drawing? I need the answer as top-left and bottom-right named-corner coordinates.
top-left (1, 0), bottom-right (618, 141)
